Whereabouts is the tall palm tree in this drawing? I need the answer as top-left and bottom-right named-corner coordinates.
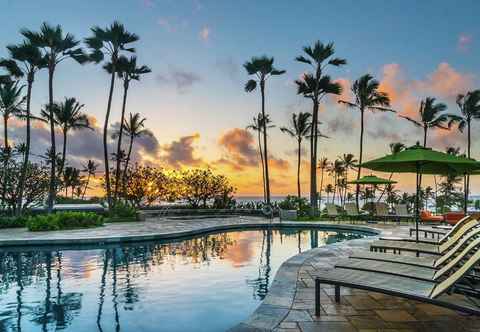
top-left (0, 81), bottom-right (25, 150)
top-left (22, 22), bottom-right (86, 211)
top-left (328, 159), bottom-right (344, 205)
top-left (244, 56), bottom-right (285, 205)
top-left (447, 90), bottom-right (480, 203)
top-left (121, 113), bottom-right (153, 194)
top-left (399, 97), bottom-right (448, 147)
top-left (325, 184), bottom-right (334, 204)
top-left (338, 74), bottom-right (393, 208)
top-left (81, 159), bottom-right (98, 199)
top-left (1, 40), bottom-right (47, 215)
top-left (103, 56), bottom-right (151, 201)
top-left (317, 157), bottom-right (330, 208)
top-left (41, 98), bottom-right (91, 175)
top-left (85, 21), bottom-right (139, 208)
top-left (295, 41), bottom-right (346, 212)
top-left (280, 112), bottom-right (312, 198)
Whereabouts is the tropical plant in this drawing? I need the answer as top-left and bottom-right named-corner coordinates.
top-left (324, 184), bottom-right (334, 204)
top-left (399, 97), bottom-right (448, 147)
top-left (317, 157), bottom-right (330, 207)
top-left (244, 56), bottom-right (285, 206)
top-left (389, 142), bottom-right (406, 154)
top-left (0, 40), bottom-right (47, 215)
top-left (22, 22), bottom-right (87, 211)
top-left (62, 167), bottom-right (82, 198)
top-left (247, 115), bottom-right (264, 201)
top-left (328, 159), bottom-right (345, 205)
top-left (81, 159), bottom-right (98, 199)
top-left (338, 73), bottom-right (393, 208)
top-left (339, 153), bottom-right (357, 203)
top-left (0, 81), bottom-right (26, 151)
top-left (280, 112), bottom-right (312, 198)
top-left (104, 56), bottom-right (151, 201)
top-left (41, 98), bottom-right (91, 175)
top-left (120, 113), bottom-right (153, 194)
top-left (85, 21), bottom-right (139, 207)
top-left (0, 81), bottom-right (25, 204)
top-left (447, 90), bottom-right (480, 203)
top-left (295, 41), bottom-right (346, 212)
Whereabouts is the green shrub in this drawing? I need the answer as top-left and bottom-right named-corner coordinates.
top-left (0, 216), bottom-right (29, 229)
top-left (278, 196), bottom-right (311, 217)
top-left (109, 201), bottom-right (137, 218)
top-left (27, 212), bottom-right (104, 231)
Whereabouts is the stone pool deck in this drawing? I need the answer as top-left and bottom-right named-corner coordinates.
top-left (0, 216), bottom-right (479, 331)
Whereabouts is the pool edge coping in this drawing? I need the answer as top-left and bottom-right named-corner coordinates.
top-left (229, 223), bottom-right (386, 332)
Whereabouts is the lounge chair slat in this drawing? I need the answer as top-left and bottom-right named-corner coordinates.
top-left (349, 251), bottom-right (436, 268)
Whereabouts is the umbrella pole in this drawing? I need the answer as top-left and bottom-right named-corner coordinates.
top-left (415, 163), bottom-right (420, 243)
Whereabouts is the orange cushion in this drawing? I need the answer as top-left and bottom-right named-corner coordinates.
top-left (420, 210), bottom-right (443, 222)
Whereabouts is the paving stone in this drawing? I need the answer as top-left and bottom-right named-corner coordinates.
top-left (298, 321), bottom-right (356, 332)
top-left (375, 310), bottom-right (417, 322)
top-left (284, 310), bottom-right (313, 322)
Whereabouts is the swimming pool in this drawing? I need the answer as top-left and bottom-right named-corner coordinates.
top-left (0, 227), bottom-right (368, 332)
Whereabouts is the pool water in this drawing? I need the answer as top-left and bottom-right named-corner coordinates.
top-left (0, 228), bottom-right (366, 332)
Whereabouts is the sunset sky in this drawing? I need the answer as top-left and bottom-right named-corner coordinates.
top-left (1, 0), bottom-right (480, 196)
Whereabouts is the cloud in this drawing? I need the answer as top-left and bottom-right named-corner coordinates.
top-left (216, 128), bottom-right (258, 170)
top-left (325, 113), bottom-right (356, 135)
top-left (458, 34), bottom-right (472, 52)
top-left (142, 0), bottom-right (155, 8)
top-left (331, 78), bottom-right (353, 104)
top-left (414, 62), bottom-right (474, 99)
top-left (156, 66), bottom-right (202, 93)
top-left (161, 133), bottom-right (203, 168)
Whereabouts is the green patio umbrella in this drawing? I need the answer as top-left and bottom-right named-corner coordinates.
top-left (361, 144), bottom-right (480, 241)
top-left (348, 175), bottom-right (397, 207)
top-left (348, 175), bottom-right (397, 185)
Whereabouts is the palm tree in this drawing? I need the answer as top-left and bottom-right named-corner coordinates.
top-left (325, 184), bottom-right (334, 204)
top-left (338, 74), bottom-right (393, 208)
top-left (447, 90), bottom-right (480, 204)
top-left (317, 157), bottom-right (330, 208)
top-left (81, 159), bottom-right (98, 199)
top-left (104, 56), bottom-right (151, 201)
top-left (399, 97), bottom-right (448, 147)
top-left (22, 22), bottom-right (86, 211)
top-left (41, 98), bottom-right (91, 175)
top-left (121, 113), bottom-right (153, 194)
top-left (244, 56), bottom-right (285, 206)
top-left (85, 21), bottom-right (139, 208)
top-left (246, 114), bottom-right (270, 202)
top-left (0, 81), bottom-right (25, 150)
top-left (328, 159), bottom-right (344, 205)
top-left (0, 80), bottom-right (25, 205)
top-left (0, 40), bottom-right (47, 215)
top-left (295, 41), bottom-right (346, 212)
top-left (378, 142), bottom-right (406, 202)
top-left (389, 142), bottom-right (406, 154)
top-left (339, 153), bottom-right (357, 203)
top-left (280, 112), bottom-right (312, 198)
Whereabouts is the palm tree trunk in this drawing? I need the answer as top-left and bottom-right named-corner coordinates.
top-left (260, 82), bottom-right (271, 205)
top-left (82, 173), bottom-right (91, 200)
top-left (333, 174), bottom-right (337, 205)
top-left (16, 77), bottom-right (33, 215)
top-left (297, 138), bottom-right (301, 198)
top-left (46, 66), bottom-right (56, 212)
top-left (356, 108), bottom-right (364, 209)
top-left (319, 168), bottom-right (324, 208)
top-left (423, 126), bottom-right (427, 147)
top-left (310, 101), bottom-right (319, 213)
top-left (114, 81), bottom-right (129, 201)
top-left (59, 128), bottom-right (68, 176)
top-left (122, 135), bottom-right (134, 197)
top-left (104, 60), bottom-right (116, 208)
top-left (257, 129), bottom-right (266, 202)
top-left (2, 114), bottom-right (8, 206)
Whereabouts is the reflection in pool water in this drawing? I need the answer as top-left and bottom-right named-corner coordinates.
top-left (0, 228), bottom-right (366, 332)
